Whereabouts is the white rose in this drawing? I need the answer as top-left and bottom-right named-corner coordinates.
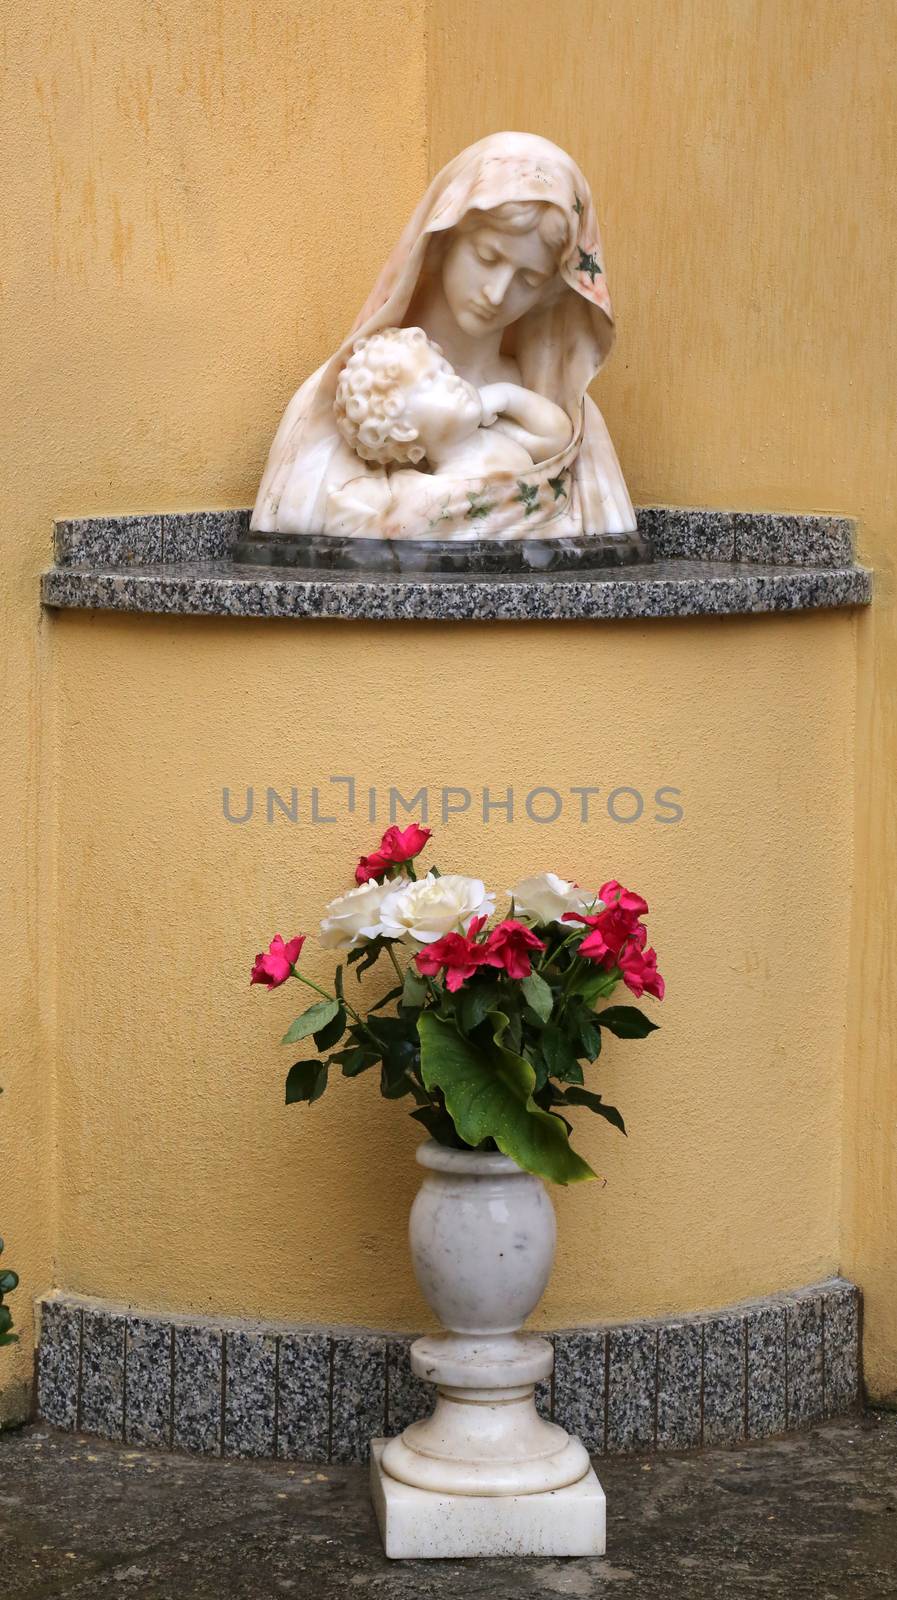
top-left (378, 872), bottom-right (495, 944)
top-left (318, 879), bottom-right (392, 950)
top-left (508, 872), bottom-right (597, 925)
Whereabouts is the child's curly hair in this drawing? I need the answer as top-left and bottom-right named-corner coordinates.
top-left (333, 326), bottom-right (450, 466)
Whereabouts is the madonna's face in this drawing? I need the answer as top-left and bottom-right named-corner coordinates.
top-left (441, 223), bottom-right (558, 339)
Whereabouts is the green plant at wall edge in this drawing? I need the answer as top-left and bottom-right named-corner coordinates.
top-left (0, 1091), bottom-right (19, 1346)
top-left (0, 1237), bottom-right (18, 1347)
top-left (0, 1235), bottom-right (17, 1350)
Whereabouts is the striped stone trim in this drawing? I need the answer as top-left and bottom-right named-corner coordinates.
top-left (35, 1278), bottom-right (861, 1462)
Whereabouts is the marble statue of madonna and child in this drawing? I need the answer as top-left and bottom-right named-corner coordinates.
top-left (244, 132), bottom-right (644, 565)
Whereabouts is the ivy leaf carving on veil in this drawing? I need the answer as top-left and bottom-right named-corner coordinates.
top-left (577, 248), bottom-right (602, 282)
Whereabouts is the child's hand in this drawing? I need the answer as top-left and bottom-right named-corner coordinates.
top-left (478, 383), bottom-right (510, 428)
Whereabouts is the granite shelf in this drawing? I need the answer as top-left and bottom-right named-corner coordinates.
top-left (41, 507), bottom-right (871, 624)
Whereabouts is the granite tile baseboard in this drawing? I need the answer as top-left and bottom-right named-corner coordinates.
top-left (35, 1278), bottom-right (861, 1463)
top-left (41, 506), bottom-right (871, 623)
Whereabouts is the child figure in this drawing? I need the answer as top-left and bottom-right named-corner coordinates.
top-left (332, 325), bottom-right (572, 490)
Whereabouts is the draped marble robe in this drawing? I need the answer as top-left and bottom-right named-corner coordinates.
top-left (251, 132), bottom-right (636, 541)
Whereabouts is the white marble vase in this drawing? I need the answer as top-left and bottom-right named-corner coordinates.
top-left (371, 1140), bottom-right (605, 1559)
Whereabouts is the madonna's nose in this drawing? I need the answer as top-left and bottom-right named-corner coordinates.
top-left (483, 265), bottom-right (514, 306)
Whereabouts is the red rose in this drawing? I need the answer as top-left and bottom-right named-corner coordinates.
top-left (355, 851), bottom-right (389, 885)
top-left (566, 880), bottom-right (650, 968)
top-left (250, 934), bottom-right (305, 989)
top-left (380, 823), bottom-right (432, 862)
top-left (598, 880), bottom-right (648, 916)
top-left (355, 823), bottom-right (432, 884)
top-left (619, 939), bottom-right (665, 1000)
top-left (484, 919), bottom-right (546, 981)
top-left (415, 929), bottom-right (492, 992)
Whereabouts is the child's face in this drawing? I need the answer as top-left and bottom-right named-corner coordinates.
top-left (404, 365), bottom-right (482, 456)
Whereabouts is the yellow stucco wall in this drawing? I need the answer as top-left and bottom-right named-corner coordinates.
top-left (52, 611), bottom-right (854, 1331)
top-left (2, 0), bottom-right (895, 1411)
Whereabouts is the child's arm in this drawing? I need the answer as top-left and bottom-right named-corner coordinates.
top-left (479, 383), bottom-right (573, 464)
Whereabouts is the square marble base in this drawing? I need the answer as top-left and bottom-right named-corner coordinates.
top-left (370, 1440), bottom-right (606, 1559)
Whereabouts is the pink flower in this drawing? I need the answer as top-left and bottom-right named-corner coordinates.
top-left (355, 823), bottom-right (432, 884)
top-left (619, 940), bottom-right (665, 1000)
top-left (484, 919), bottom-right (546, 981)
top-left (250, 934), bottom-right (305, 989)
top-left (566, 880), bottom-right (650, 967)
top-left (415, 929), bottom-right (492, 992)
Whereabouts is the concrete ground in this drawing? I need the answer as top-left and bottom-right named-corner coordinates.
top-left (2, 1413), bottom-right (896, 1598)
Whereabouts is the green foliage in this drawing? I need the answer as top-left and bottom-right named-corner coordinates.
top-left (0, 1238), bottom-right (18, 1348)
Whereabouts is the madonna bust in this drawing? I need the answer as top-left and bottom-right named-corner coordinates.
top-left (246, 132), bottom-right (642, 560)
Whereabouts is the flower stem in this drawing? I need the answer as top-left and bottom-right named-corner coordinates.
top-left (386, 942), bottom-right (406, 987)
top-left (291, 966), bottom-right (365, 1028)
top-left (539, 928), bottom-right (581, 975)
top-left (290, 968), bottom-right (334, 1003)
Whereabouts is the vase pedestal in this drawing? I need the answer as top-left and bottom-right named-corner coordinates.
top-left (371, 1440), bottom-right (606, 1560)
top-left (372, 1330), bottom-right (605, 1559)
top-left (373, 1142), bottom-right (605, 1559)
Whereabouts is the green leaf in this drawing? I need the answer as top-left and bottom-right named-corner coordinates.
top-left (521, 972), bottom-right (553, 1022)
top-left (332, 1045), bottom-right (379, 1078)
top-left (334, 964), bottom-right (345, 1003)
top-left (558, 1058), bottom-right (584, 1085)
top-left (531, 1044), bottom-right (551, 1092)
top-left (285, 1059), bottom-right (328, 1105)
top-left (456, 981), bottom-right (501, 1034)
top-left (417, 1011), bottom-right (597, 1186)
top-left (540, 1022), bottom-right (584, 1082)
top-left (0, 1271), bottom-right (18, 1294)
top-left (598, 1006), bottom-right (659, 1039)
top-left (504, 1006), bottom-right (523, 1054)
top-left (575, 1009), bottom-right (602, 1061)
top-left (562, 1085), bottom-right (627, 1134)
top-left (410, 1103), bottom-right (459, 1144)
top-left (569, 965), bottom-right (620, 1004)
top-left (281, 998), bottom-right (339, 1045)
top-left (402, 968), bottom-right (428, 1009)
top-left (314, 1003), bottom-right (347, 1051)
top-left (380, 1059), bottom-right (414, 1099)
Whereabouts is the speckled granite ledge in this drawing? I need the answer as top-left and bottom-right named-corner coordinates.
top-left (36, 1278), bottom-right (861, 1462)
top-left (41, 557), bottom-right (870, 622)
top-left (41, 507), bottom-right (871, 623)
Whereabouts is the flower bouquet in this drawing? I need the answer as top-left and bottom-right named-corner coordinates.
top-left (251, 825), bottom-right (663, 1185)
